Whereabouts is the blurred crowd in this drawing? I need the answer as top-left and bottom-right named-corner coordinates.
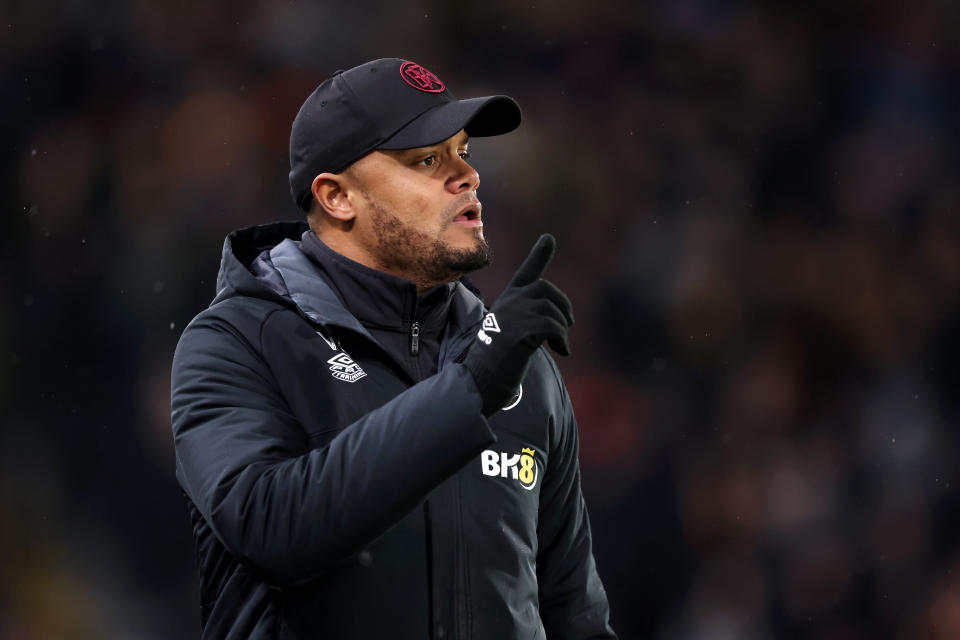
top-left (3, 0), bottom-right (960, 638)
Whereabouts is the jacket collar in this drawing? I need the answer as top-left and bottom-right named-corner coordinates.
top-left (214, 222), bottom-right (486, 359)
top-left (299, 230), bottom-right (455, 333)
top-left (267, 237), bottom-right (373, 339)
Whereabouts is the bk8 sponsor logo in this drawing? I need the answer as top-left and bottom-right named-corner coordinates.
top-left (480, 447), bottom-right (539, 490)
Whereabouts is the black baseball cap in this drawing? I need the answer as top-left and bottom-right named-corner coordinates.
top-left (289, 58), bottom-right (522, 211)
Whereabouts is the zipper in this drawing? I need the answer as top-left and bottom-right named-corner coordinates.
top-left (410, 321), bottom-right (421, 356)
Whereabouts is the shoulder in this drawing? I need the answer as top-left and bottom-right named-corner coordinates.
top-left (194, 294), bottom-right (287, 328)
top-left (176, 295), bottom-right (291, 357)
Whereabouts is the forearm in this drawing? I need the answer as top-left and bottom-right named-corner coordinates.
top-left (206, 368), bottom-right (491, 584)
top-left (172, 320), bottom-right (495, 586)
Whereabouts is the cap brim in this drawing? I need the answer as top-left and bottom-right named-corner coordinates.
top-left (377, 95), bottom-right (521, 150)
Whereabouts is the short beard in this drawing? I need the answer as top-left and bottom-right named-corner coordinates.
top-left (366, 198), bottom-right (492, 289)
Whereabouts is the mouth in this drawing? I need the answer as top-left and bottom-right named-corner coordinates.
top-left (452, 202), bottom-right (482, 226)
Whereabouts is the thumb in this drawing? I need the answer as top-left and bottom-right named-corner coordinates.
top-left (509, 234), bottom-right (557, 288)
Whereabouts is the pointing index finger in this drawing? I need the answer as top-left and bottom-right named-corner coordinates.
top-left (509, 234), bottom-right (557, 288)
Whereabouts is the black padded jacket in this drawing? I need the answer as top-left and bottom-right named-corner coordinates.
top-left (170, 222), bottom-right (616, 639)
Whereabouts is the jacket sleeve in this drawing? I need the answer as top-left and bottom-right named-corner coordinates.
top-left (537, 358), bottom-right (617, 639)
top-left (170, 312), bottom-right (496, 587)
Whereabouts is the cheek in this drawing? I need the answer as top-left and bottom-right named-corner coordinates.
top-left (398, 194), bottom-right (445, 231)
top-left (362, 175), bottom-right (444, 231)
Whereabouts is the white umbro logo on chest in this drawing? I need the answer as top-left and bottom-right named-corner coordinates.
top-left (327, 352), bottom-right (367, 383)
top-left (316, 330), bottom-right (367, 383)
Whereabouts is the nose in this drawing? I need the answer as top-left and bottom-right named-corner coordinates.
top-left (446, 156), bottom-right (480, 194)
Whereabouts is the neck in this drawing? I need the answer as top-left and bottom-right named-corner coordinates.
top-left (312, 226), bottom-right (449, 294)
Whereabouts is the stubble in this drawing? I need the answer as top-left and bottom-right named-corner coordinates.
top-left (366, 198), bottom-right (492, 289)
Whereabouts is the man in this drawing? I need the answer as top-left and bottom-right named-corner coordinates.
top-left (171, 58), bottom-right (616, 639)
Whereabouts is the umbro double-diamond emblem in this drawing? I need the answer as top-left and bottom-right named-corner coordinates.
top-left (327, 352), bottom-right (367, 383)
top-left (477, 312), bottom-right (501, 345)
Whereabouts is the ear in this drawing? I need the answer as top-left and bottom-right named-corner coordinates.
top-left (311, 173), bottom-right (356, 222)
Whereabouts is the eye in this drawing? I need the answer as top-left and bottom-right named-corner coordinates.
top-left (417, 155), bottom-right (437, 167)
top-left (459, 151), bottom-right (471, 160)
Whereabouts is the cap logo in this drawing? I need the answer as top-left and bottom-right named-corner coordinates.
top-left (400, 61), bottom-right (445, 93)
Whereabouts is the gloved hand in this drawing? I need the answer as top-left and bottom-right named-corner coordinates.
top-left (462, 234), bottom-right (574, 416)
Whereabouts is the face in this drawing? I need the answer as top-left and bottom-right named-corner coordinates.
top-left (344, 130), bottom-right (491, 289)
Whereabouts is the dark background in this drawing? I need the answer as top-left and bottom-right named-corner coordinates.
top-left (4, 1), bottom-right (960, 638)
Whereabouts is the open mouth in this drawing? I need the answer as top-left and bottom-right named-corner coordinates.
top-left (453, 203), bottom-right (482, 223)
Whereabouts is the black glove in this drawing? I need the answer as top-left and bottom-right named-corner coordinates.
top-left (462, 234), bottom-right (574, 416)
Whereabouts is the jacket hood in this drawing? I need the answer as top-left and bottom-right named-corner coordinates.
top-left (212, 221), bottom-right (486, 345)
top-left (213, 221), bottom-right (308, 305)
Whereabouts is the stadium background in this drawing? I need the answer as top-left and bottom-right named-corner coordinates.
top-left (3, 1), bottom-right (960, 638)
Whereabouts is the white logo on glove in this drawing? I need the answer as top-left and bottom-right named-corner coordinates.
top-left (477, 312), bottom-right (501, 345)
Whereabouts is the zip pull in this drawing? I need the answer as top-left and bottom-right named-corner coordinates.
top-left (410, 321), bottom-right (420, 356)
